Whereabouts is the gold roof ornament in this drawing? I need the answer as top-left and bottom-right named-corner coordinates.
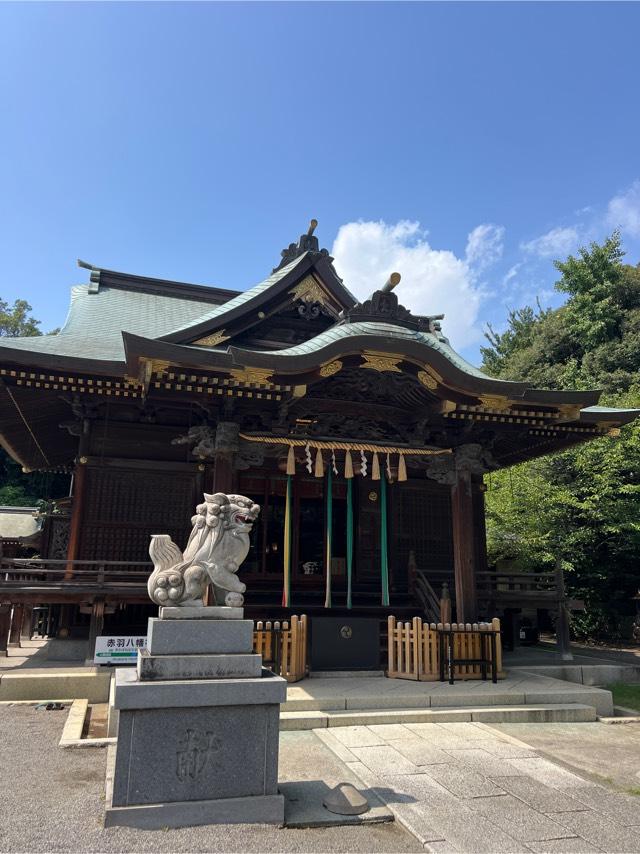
top-left (479, 394), bottom-right (510, 411)
top-left (319, 360), bottom-right (343, 378)
top-left (192, 330), bottom-right (230, 347)
top-left (229, 367), bottom-right (273, 386)
top-left (417, 370), bottom-right (438, 390)
top-left (289, 275), bottom-right (328, 306)
top-left (360, 352), bottom-right (402, 373)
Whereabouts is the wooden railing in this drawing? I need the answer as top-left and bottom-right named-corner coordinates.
top-left (387, 616), bottom-right (503, 681)
top-left (476, 570), bottom-right (558, 603)
top-left (253, 615), bottom-right (308, 683)
top-left (0, 558), bottom-right (150, 588)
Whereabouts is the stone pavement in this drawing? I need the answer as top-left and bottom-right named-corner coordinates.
top-left (316, 720), bottom-right (640, 853)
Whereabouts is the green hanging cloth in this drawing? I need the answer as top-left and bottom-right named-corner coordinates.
top-left (346, 478), bottom-right (354, 609)
top-left (380, 474), bottom-right (390, 606)
top-left (282, 474), bottom-right (292, 607)
top-left (324, 466), bottom-right (333, 608)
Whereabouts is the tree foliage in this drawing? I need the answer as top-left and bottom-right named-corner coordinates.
top-left (0, 297), bottom-right (68, 506)
top-left (0, 298), bottom-right (42, 338)
top-left (482, 233), bottom-right (640, 640)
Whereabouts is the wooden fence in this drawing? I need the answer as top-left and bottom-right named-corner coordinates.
top-left (387, 616), bottom-right (504, 681)
top-left (253, 614), bottom-right (308, 683)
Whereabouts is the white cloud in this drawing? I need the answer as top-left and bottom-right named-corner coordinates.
top-left (606, 180), bottom-right (640, 238)
top-left (465, 224), bottom-right (505, 271)
top-left (331, 219), bottom-right (502, 348)
top-left (520, 226), bottom-right (580, 258)
top-left (502, 263), bottom-right (521, 286)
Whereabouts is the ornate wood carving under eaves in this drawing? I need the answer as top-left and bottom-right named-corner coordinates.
top-left (342, 288), bottom-right (447, 338)
top-left (309, 367), bottom-right (418, 405)
top-left (172, 425), bottom-right (216, 460)
top-left (423, 442), bottom-right (497, 485)
top-left (296, 412), bottom-right (413, 444)
top-left (289, 276), bottom-right (329, 307)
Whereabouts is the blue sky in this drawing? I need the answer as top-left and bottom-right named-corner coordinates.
top-left (1, 2), bottom-right (640, 361)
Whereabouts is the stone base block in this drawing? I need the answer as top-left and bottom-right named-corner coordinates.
top-left (111, 699), bottom-right (281, 807)
top-left (146, 617), bottom-right (253, 656)
top-left (115, 667), bottom-right (286, 709)
top-left (105, 742), bottom-right (283, 828)
top-left (105, 793), bottom-right (285, 829)
top-left (159, 606), bottom-right (244, 621)
top-left (137, 650), bottom-right (262, 682)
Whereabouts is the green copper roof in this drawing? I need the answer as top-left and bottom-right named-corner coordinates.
top-left (234, 320), bottom-right (502, 382)
top-left (159, 253), bottom-right (312, 341)
top-left (0, 284), bottom-right (221, 363)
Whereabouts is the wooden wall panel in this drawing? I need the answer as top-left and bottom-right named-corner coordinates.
top-left (78, 465), bottom-right (197, 562)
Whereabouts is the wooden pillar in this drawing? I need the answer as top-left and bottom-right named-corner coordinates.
top-left (204, 423), bottom-right (240, 606)
top-left (211, 421), bottom-right (239, 494)
top-left (20, 605), bottom-right (33, 641)
top-left (555, 559), bottom-right (573, 661)
top-left (87, 598), bottom-right (105, 661)
top-left (8, 604), bottom-right (24, 647)
top-left (0, 605), bottom-right (11, 656)
top-left (65, 461), bottom-right (87, 579)
top-left (451, 469), bottom-right (477, 623)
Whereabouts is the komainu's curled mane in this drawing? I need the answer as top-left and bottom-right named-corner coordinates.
top-left (147, 493), bottom-right (260, 608)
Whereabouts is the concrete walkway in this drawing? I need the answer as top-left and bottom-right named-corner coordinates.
top-left (317, 721), bottom-right (640, 853)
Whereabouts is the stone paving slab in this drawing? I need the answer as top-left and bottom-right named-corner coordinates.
top-left (350, 745), bottom-right (423, 776)
top-left (553, 810), bottom-right (640, 852)
top-left (444, 747), bottom-right (526, 778)
top-left (467, 793), bottom-right (576, 841)
top-left (392, 739), bottom-right (453, 766)
top-left (504, 757), bottom-right (600, 790)
top-left (417, 763), bottom-right (506, 798)
top-left (490, 775), bottom-right (588, 814)
top-left (567, 785), bottom-right (640, 826)
top-left (527, 838), bottom-right (601, 853)
top-left (316, 720), bottom-right (639, 854)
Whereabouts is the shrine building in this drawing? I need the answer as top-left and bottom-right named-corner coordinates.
top-left (0, 222), bottom-right (637, 657)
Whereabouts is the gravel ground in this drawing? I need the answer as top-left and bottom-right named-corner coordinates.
top-left (0, 705), bottom-right (421, 853)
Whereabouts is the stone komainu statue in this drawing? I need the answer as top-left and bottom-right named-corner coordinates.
top-left (147, 493), bottom-right (260, 608)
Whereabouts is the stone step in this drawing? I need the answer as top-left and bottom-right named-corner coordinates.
top-left (0, 668), bottom-right (111, 703)
top-left (280, 703), bottom-right (597, 730)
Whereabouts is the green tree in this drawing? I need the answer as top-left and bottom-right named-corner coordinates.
top-left (0, 298), bottom-right (41, 337)
top-left (0, 297), bottom-right (68, 506)
top-left (482, 235), bottom-right (640, 640)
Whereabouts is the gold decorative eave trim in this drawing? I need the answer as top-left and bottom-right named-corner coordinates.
top-left (191, 329), bottom-right (230, 348)
top-left (229, 367), bottom-right (274, 386)
top-left (360, 351), bottom-right (402, 373)
top-left (318, 360), bottom-right (342, 378)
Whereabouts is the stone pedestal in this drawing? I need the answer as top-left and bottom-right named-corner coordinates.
top-left (105, 609), bottom-right (286, 829)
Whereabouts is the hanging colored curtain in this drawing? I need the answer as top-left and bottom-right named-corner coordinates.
top-left (282, 474), bottom-right (292, 607)
top-left (324, 466), bottom-right (333, 608)
top-left (380, 475), bottom-right (390, 606)
top-left (346, 478), bottom-right (354, 609)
